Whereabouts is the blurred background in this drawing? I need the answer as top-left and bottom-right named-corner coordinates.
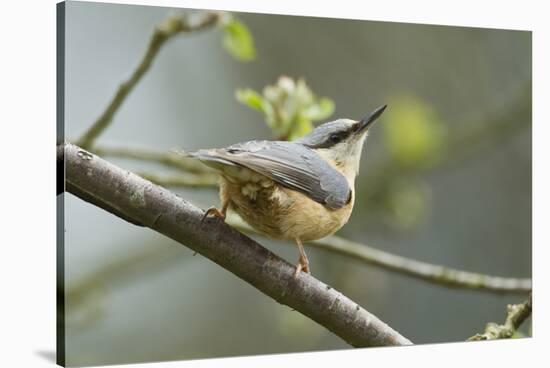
top-left (62, 1), bottom-right (531, 366)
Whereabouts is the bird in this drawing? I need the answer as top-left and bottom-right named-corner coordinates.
top-left (180, 104), bottom-right (387, 277)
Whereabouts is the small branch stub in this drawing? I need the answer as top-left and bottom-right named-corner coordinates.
top-left (468, 294), bottom-right (532, 341)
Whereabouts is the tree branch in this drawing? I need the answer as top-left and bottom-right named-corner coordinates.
top-left (468, 294), bottom-right (532, 341)
top-left (76, 11), bottom-right (222, 149)
top-left (62, 142), bottom-right (412, 347)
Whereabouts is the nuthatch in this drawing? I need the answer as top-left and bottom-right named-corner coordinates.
top-left (182, 105), bottom-right (386, 277)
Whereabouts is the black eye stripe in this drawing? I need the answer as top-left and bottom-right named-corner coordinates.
top-left (310, 129), bottom-right (351, 148)
top-left (330, 130), bottom-right (351, 142)
top-left (297, 121), bottom-right (357, 149)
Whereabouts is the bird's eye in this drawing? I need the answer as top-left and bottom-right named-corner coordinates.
top-left (329, 133), bottom-right (341, 143)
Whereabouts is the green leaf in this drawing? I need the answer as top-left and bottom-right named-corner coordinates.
top-left (233, 76), bottom-right (336, 140)
top-left (302, 98), bottom-right (335, 121)
top-left (235, 88), bottom-right (264, 112)
top-left (222, 18), bottom-right (256, 62)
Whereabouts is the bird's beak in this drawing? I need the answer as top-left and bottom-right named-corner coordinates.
top-left (357, 104), bottom-right (387, 134)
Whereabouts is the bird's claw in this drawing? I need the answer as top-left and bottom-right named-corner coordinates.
top-left (201, 206), bottom-right (226, 223)
top-left (293, 258), bottom-right (311, 278)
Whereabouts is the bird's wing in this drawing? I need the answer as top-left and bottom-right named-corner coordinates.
top-left (189, 140), bottom-right (351, 210)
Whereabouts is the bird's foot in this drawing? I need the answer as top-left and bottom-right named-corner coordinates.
top-left (201, 206), bottom-right (226, 223)
top-left (293, 257), bottom-right (311, 278)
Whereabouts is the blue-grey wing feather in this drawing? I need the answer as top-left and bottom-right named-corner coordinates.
top-left (193, 140), bottom-right (351, 210)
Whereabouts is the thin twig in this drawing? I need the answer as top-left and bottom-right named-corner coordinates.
top-left (468, 294), bottom-right (532, 340)
top-left (226, 216), bottom-right (531, 294)
top-left (76, 11), bottom-right (222, 149)
top-left (93, 144), bottom-right (212, 174)
top-left (63, 143), bottom-right (412, 347)
top-left (92, 146), bottom-right (219, 186)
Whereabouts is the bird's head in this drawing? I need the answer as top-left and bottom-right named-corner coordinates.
top-left (296, 105), bottom-right (387, 175)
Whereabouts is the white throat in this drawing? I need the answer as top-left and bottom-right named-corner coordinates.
top-left (315, 133), bottom-right (368, 182)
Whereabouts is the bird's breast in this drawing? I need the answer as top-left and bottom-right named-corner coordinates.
top-left (220, 175), bottom-right (354, 242)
